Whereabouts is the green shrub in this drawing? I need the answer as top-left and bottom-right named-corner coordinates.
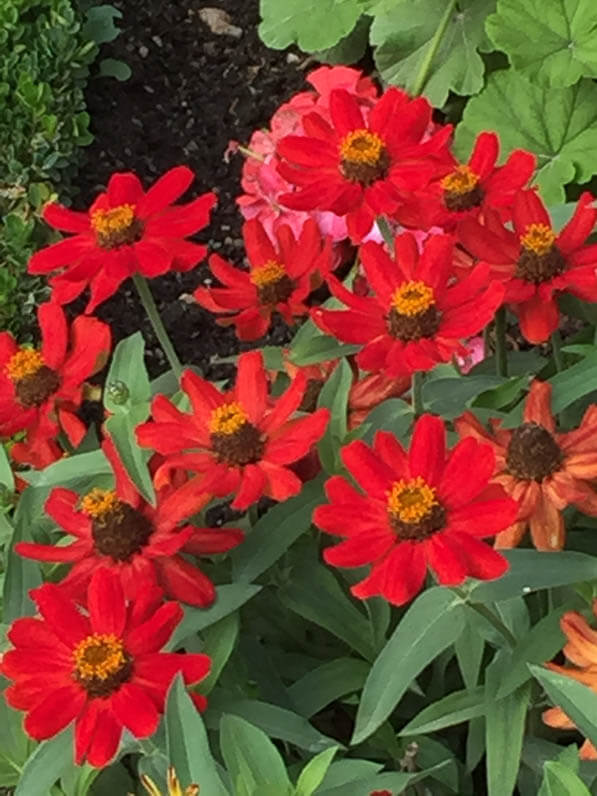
top-left (0, 0), bottom-right (113, 337)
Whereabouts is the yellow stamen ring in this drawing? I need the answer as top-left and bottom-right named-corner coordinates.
top-left (391, 281), bottom-right (435, 318)
top-left (209, 402), bottom-right (249, 435)
top-left (520, 223), bottom-right (556, 256)
top-left (387, 476), bottom-right (438, 524)
top-left (339, 129), bottom-right (385, 166)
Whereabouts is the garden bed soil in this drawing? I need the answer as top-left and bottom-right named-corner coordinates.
top-left (78, 0), bottom-right (308, 379)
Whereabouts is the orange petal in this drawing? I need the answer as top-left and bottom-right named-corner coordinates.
top-left (563, 452), bottom-right (597, 479)
top-left (561, 612), bottom-right (597, 667)
top-left (494, 520), bottom-right (527, 549)
top-left (542, 705), bottom-right (576, 730)
top-left (523, 380), bottom-right (556, 432)
top-left (528, 489), bottom-right (565, 550)
top-left (580, 739), bottom-right (597, 760)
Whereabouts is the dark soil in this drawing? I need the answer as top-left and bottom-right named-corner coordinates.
top-left (78, 0), bottom-right (308, 379)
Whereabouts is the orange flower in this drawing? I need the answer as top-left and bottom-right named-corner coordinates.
top-left (455, 380), bottom-right (597, 550)
top-left (542, 602), bottom-right (597, 760)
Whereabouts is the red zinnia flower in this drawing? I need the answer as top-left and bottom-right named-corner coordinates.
top-left (2, 568), bottom-right (210, 767)
top-left (136, 350), bottom-right (330, 510)
top-left (0, 302), bottom-right (110, 468)
top-left (29, 167), bottom-right (216, 312)
top-left (397, 132), bottom-right (536, 230)
top-left (455, 380), bottom-right (597, 550)
top-left (15, 436), bottom-right (243, 606)
top-left (542, 601), bottom-right (597, 760)
top-left (193, 218), bottom-right (333, 340)
top-left (312, 232), bottom-right (504, 378)
top-left (277, 87), bottom-right (452, 242)
top-left (313, 414), bottom-right (518, 605)
top-left (458, 189), bottom-right (597, 343)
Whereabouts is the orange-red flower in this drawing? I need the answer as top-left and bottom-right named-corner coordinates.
top-left (312, 232), bottom-right (504, 378)
top-left (542, 601), bottom-right (597, 760)
top-left (458, 189), bottom-right (597, 343)
top-left (193, 218), bottom-right (333, 340)
top-left (0, 303), bottom-right (110, 468)
top-left (136, 351), bottom-right (330, 510)
top-left (396, 132), bottom-right (535, 230)
top-left (29, 167), bottom-right (216, 312)
top-left (15, 437), bottom-right (242, 607)
top-left (313, 414), bottom-right (517, 605)
top-left (277, 87), bottom-right (452, 242)
top-left (455, 380), bottom-right (597, 550)
top-left (2, 568), bottom-right (210, 768)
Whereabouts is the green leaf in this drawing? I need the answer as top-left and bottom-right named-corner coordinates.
top-left (549, 350), bottom-right (597, 413)
top-left (280, 560), bottom-right (377, 661)
top-left (3, 488), bottom-right (43, 623)
top-left (99, 58), bottom-right (132, 81)
top-left (232, 476), bottom-right (324, 583)
top-left (529, 664), bottom-right (597, 751)
top-left (485, 654), bottom-right (531, 796)
top-left (316, 15), bottom-right (370, 64)
top-left (486, 0), bottom-right (597, 87)
top-left (200, 613), bottom-right (239, 695)
top-left (0, 443), bottom-right (14, 491)
top-left (104, 409), bottom-right (154, 505)
top-left (317, 765), bottom-right (449, 796)
top-left (21, 449), bottom-right (111, 488)
top-left (295, 746), bottom-right (338, 796)
top-left (470, 550), bottom-right (597, 602)
top-left (258, 0), bottom-right (362, 52)
top-left (317, 359), bottom-right (352, 473)
top-left (399, 687), bottom-right (486, 736)
top-left (14, 727), bottom-right (73, 796)
top-left (454, 71), bottom-right (597, 203)
top-left (82, 5), bottom-right (123, 44)
top-left (219, 714), bottom-right (294, 796)
top-left (165, 675), bottom-right (228, 796)
top-left (539, 761), bottom-right (592, 796)
top-left (371, 0), bottom-right (495, 107)
top-left (103, 332), bottom-right (150, 414)
top-left (210, 698), bottom-right (340, 754)
top-left (288, 657), bottom-right (370, 718)
top-left (352, 587), bottom-right (466, 744)
top-left (496, 603), bottom-right (580, 699)
top-left (539, 760), bottom-right (592, 796)
top-left (422, 375), bottom-right (505, 419)
top-left (167, 584), bottom-right (261, 649)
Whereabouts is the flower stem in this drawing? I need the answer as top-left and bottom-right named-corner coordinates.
top-left (452, 587), bottom-right (516, 648)
top-left (551, 329), bottom-right (564, 372)
top-left (411, 0), bottom-right (458, 96)
top-left (494, 307), bottom-right (508, 378)
top-left (132, 274), bottom-right (183, 380)
top-left (412, 371), bottom-right (425, 418)
top-left (377, 215), bottom-right (395, 255)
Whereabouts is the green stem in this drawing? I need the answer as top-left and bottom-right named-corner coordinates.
top-left (551, 329), bottom-right (564, 372)
top-left (494, 307), bottom-right (508, 378)
top-left (411, 0), bottom-right (458, 96)
top-left (453, 587), bottom-right (516, 647)
top-left (132, 274), bottom-right (183, 380)
top-left (377, 215), bottom-right (395, 255)
top-left (412, 371), bottom-right (425, 418)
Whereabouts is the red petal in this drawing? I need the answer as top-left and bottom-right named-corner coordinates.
top-left (82, 703), bottom-right (122, 768)
top-left (43, 203), bottom-right (90, 233)
top-left (341, 440), bottom-right (396, 499)
top-left (137, 166), bottom-right (193, 217)
top-left (87, 568), bottom-right (126, 637)
top-left (329, 88), bottom-right (365, 134)
top-left (24, 685), bottom-right (85, 740)
top-left (155, 556), bottom-right (216, 607)
top-left (447, 532), bottom-right (509, 580)
top-left (106, 172), bottom-right (144, 206)
top-left (111, 682), bottom-right (159, 737)
top-left (516, 294), bottom-right (559, 344)
top-left (231, 463), bottom-right (268, 509)
top-left (426, 533), bottom-right (468, 585)
top-left (408, 414), bottom-right (446, 487)
top-left (513, 189), bottom-right (550, 236)
top-left (523, 380), bottom-right (556, 432)
top-left (126, 601), bottom-right (183, 655)
top-left (323, 528), bottom-right (395, 567)
top-left (351, 542), bottom-right (426, 605)
top-left (235, 351), bottom-right (267, 424)
top-left (469, 132), bottom-right (499, 178)
top-left (438, 437), bottom-right (495, 507)
top-left (102, 435), bottom-right (140, 507)
top-left (31, 583), bottom-right (89, 646)
top-left (39, 302), bottom-right (67, 368)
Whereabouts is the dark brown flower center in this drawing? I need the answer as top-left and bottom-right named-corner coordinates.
top-left (515, 224), bottom-right (566, 283)
top-left (299, 378), bottom-right (324, 413)
top-left (15, 365), bottom-right (60, 407)
top-left (89, 500), bottom-right (153, 561)
top-left (339, 129), bottom-right (390, 187)
top-left (387, 280), bottom-right (440, 341)
top-left (209, 402), bottom-right (265, 466)
top-left (506, 422), bottom-right (563, 481)
top-left (249, 262), bottom-right (295, 306)
top-left (441, 166), bottom-right (484, 211)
